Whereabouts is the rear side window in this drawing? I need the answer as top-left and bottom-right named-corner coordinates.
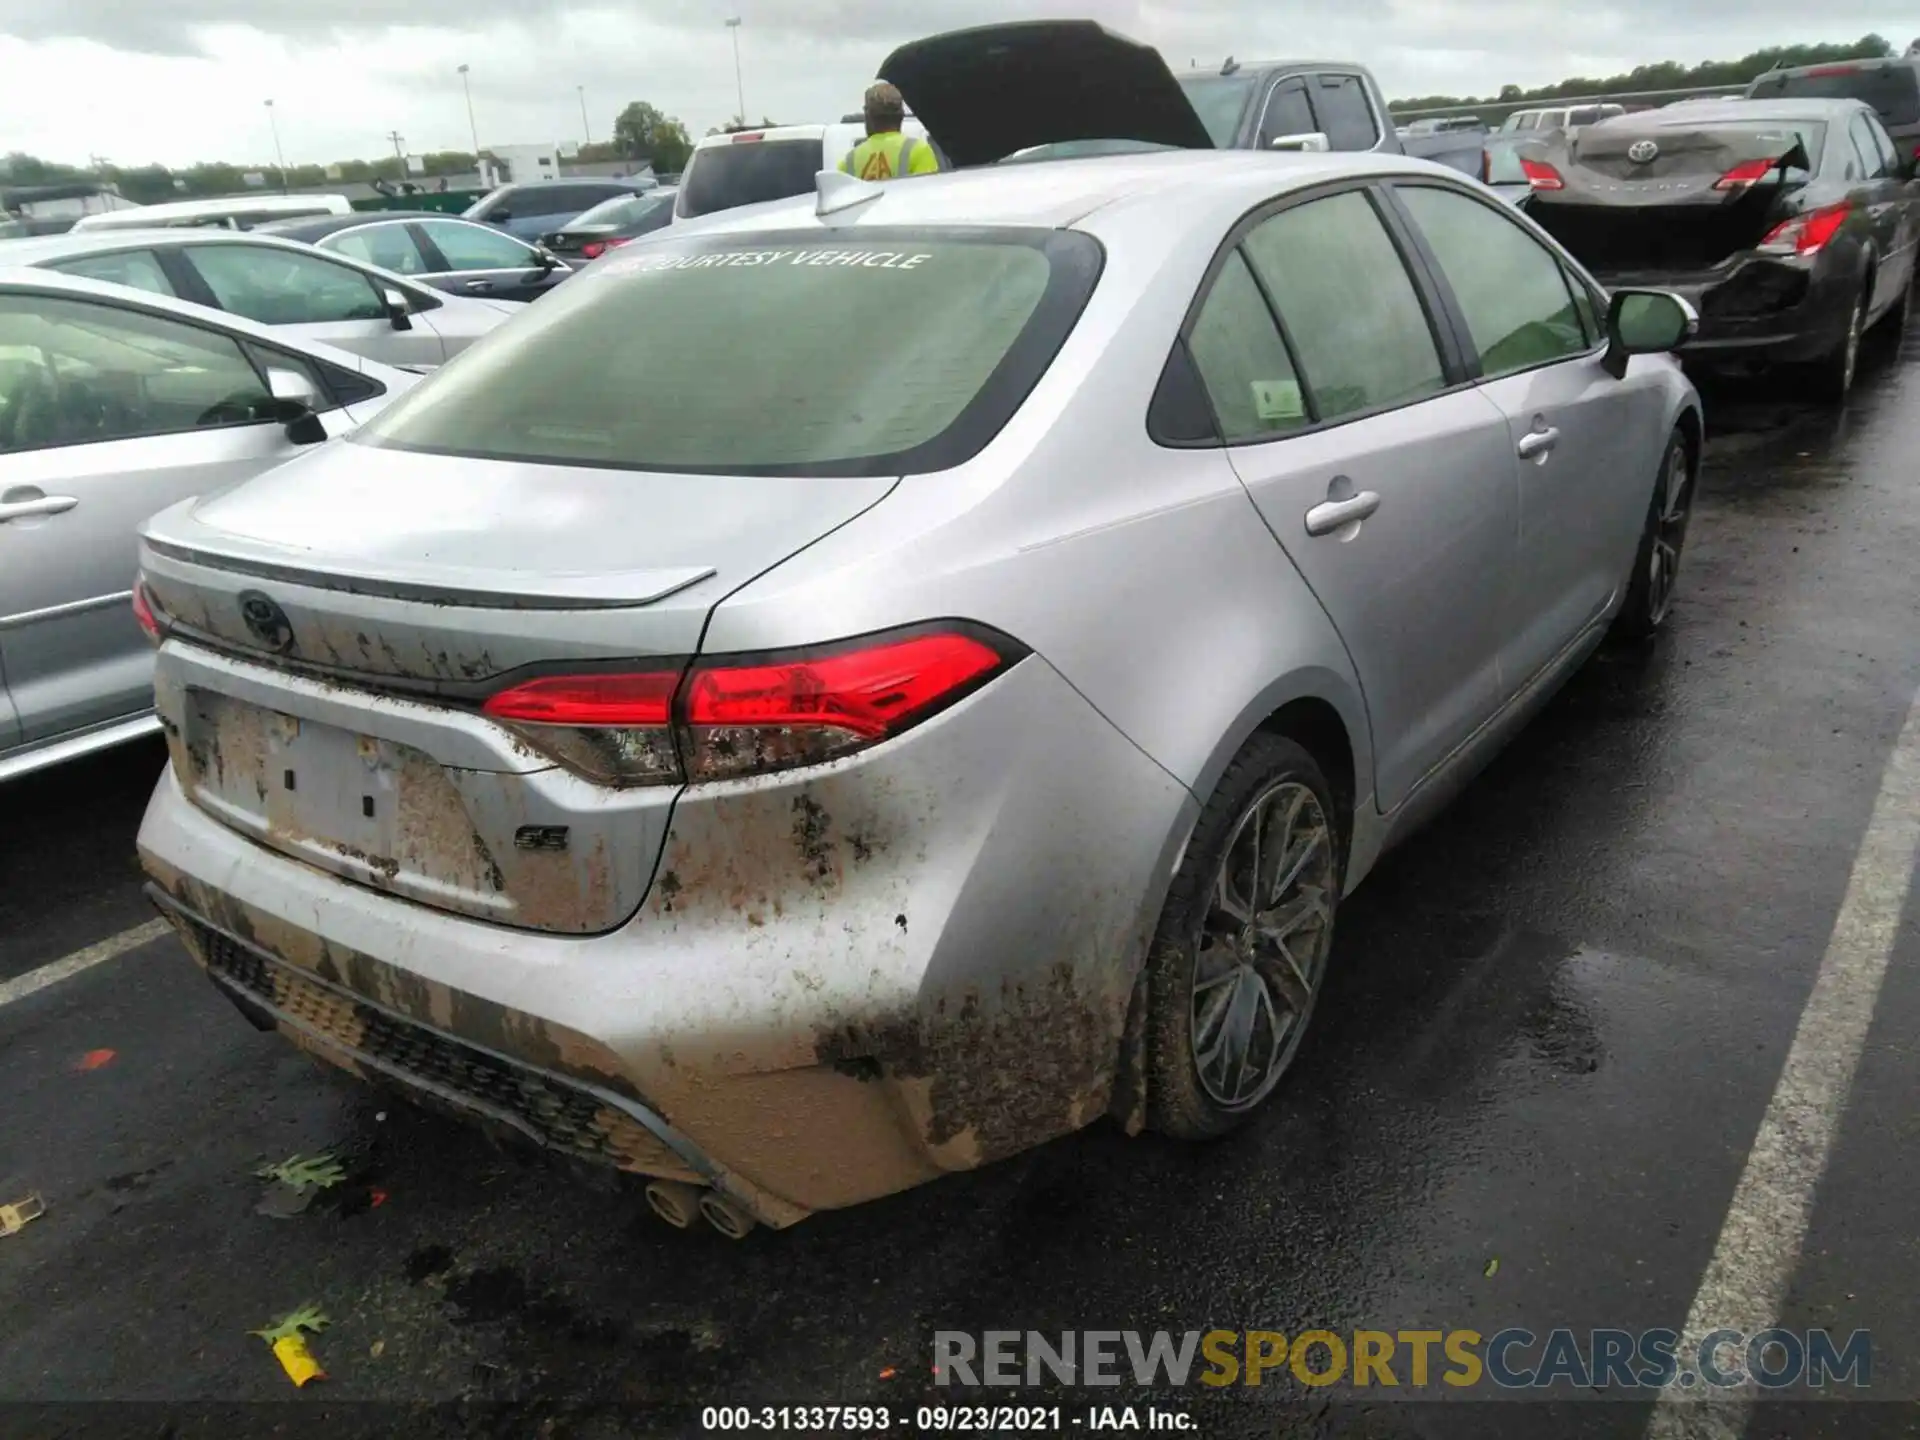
top-left (1849, 115), bottom-right (1891, 178)
top-left (1749, 65), bottom-right (1920, 127)
top-left (357, 230), bottom-right (1102, 476)
top-left (1240, 191), bottom-right (1444, 421)
top-left (46, 249), bottom-right (177, 298)
top-left (1396, 186), bottom-right (1589, 377)
top-left (1186, 251), bottom-right (1307, 441)
top-left (678, 139), bottom-right (826, 219)
top-left (1312, 74), bottom-right (1379, 149)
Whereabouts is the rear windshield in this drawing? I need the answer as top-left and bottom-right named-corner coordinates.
top-left (1747, 65), bottom-right (1920, 127)
top-left (1178, 74), bottom-right (1260, 147)
top-left (356, 230), bottom-right (1104, 477)
top-left (570, 192), bottom-right (673, 229)
top-left (677, 139), bottom-right (825, 219)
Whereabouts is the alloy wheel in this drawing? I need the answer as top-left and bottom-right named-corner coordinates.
top-left (1646, 440), bottom-right (1693, 628)
top-left (1189, 780), bottom-right (1337, 1111)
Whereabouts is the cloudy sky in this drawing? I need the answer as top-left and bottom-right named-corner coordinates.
top-left (1, 0), bottom-right (1915, 169)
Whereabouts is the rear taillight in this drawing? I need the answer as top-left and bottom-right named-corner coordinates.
top-left (1479, 149), bottom-right (1491, 183)
top-left (132, 579), bottom-right (161, 645)
top-left (682, 632), bottom-right (1006, 783)
top-left (1520, 158), bottom-right (1564, 191)
top-left (1807, 65), bottom-right (1859, 77)
top-left (482, 671), bottom-right (680, 786)
top-left (479, 627), bottom-right (1019, 787)
top-left (580, 237), bottom-right (631, 261)
top-left (1714, 157), bottom-right (1780, 190)
top-left (1758, 200), bottom-right (1851, 257)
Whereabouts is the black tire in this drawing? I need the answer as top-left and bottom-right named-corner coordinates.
top-left (1145, 733), bottom-right (1345, 1141)
top-left (1810, 278), bottom-right (1868, 403)
top-left (1871, 264), bottom-right (1913, 343)
top-left (1611, 428), bottom-right (1695, 643)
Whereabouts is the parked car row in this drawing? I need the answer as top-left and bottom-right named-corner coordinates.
top-left (3, 18), bottom-right (1903, 1240)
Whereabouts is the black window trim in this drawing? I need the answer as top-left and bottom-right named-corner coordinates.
top-left (1376, 177), bottom-right (1609, 385)
top-left (0, 286), bottom-right (303, 455)
top-left (1151, 176), bottom-right (1472, 451)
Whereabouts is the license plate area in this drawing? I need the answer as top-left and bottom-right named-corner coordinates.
top-left (180, 691), bottom-right (508, 913)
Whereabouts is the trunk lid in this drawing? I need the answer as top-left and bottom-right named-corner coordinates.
top-left (1523, 125), bottom-right (1810, 274)
top-left (879, 20), bottom-right (1216, 168)
top-left (138, 441), bottom-right (895, 934)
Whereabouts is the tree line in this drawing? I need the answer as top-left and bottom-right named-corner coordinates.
top-left (1, 34), bottom-right (1908, 203)
top-left (0, 99), bottom-right (703, 204)
top-left (1390, 34), bottom-right (1899, 113)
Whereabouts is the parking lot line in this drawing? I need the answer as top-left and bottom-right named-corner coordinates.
top-left (1647, 687), bottom-right (1920, 1438)
top-left (0, 918), bottom-right (173, 1011)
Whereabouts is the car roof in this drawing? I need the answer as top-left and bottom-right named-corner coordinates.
top-left (693, 124), bottom-right (831, 150)
top-left (0, 263), bottom-right (402, 377)
top-left (496, 177), bottom-right (643, 191)
top-left (0, 226), bottom-right (355, 264)
top-left (75, 193), bottom-right (352, 222)
top-left (1762, 56), bottom-right (1919, 78)
top-left (255, 211), bottom-right (450, 240)
top-left (660, 148), bottom-right (1460, 237)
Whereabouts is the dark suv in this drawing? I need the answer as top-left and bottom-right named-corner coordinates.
top-left (1746, 58), bottom-right (1920, 161)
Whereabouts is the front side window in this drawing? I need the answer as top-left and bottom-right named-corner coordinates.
top-left (358, 230), bottom-right (1100, 476)
top-left (46, 249), bottom-right (177, 298)
top-left (323, 224), bottom-right (430, 275)
top-left (1313, 74), bottom-right (1380, 149)
top-left (1186, 251), bottom-right (1307, 441)
top-left (1850, 115), bottom-right (1890, 178)
top-left (0, 293), bottom-right (273, 453)
top-left (1257, 80), bottom-right (1316, 147)
top-left (1396, 185), bottom-right (1589, 377)
top-left (416, 220), bottom-right (539, 271)
top-left (1240, 190), bottom-right (1444, 421)
top-left (182, 244), bottom-right (387, 325)
top-left (1867, 113), bottom-right (1902, 172)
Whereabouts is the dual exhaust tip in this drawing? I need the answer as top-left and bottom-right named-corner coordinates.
top-left (644, 1178), bottom-right (756, 1240)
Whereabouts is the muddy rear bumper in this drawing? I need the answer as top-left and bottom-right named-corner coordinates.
top-left (136, 654), bottom-right (1196, 1223)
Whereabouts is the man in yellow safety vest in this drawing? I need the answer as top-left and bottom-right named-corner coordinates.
top-left (838, 82), bottom-right (941, 181)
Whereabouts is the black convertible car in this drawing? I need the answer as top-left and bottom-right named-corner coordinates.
top-left (1514, 97), bottom-right (1920, 399)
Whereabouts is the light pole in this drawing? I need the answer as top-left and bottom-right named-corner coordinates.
top-left (724, 18), bottom-right (746, 127)
top-left (457, 64), bottom-right (481, 170)
top-left (577, 85), bottom-right (592, 144)
top-left (264, 99), bottom-right (289, 192)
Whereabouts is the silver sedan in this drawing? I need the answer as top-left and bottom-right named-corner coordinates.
top-left (0, 228), bottom-right (515, 368)
top-left (0, 268), bottom-right (418, 782)
top-left (133, 149), bottom-right (1701, 1234)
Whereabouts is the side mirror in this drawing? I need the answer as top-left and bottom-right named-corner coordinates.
top-left (489, 209), bottom-right (513, 224)
top-left (264, 367), bottom-right (328, 445)
top-left (382, 287), bottom-right (414, 332)
top-left (1270, 131), bottom-right (1331, 152)
top-left (1602, 290), bottom-right (1697, 379)
top-left (533, 247), bottom-right (560, 272)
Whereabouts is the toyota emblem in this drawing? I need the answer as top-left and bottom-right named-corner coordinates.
top-left (237, 590), bottom-right (296, 654)
top-left (1627, 139), bottom-right (1659, 164)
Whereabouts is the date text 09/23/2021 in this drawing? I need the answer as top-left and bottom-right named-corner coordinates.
top-left (700, 1406), bottom-right (1192, 1431)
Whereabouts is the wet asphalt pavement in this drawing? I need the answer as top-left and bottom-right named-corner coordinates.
top-left (5, 336), bottom-right (1920, 1440)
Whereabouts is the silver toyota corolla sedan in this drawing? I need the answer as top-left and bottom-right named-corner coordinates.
top-left (133, 149), bottom-right (1701, 1235)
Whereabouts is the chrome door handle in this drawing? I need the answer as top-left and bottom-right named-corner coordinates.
top-left (1517, 427), bottom-right (1561, 460)
top-left (0, 495), bottom-right (78, 522)
top-left (1304, 491), bottom-right (1381, 537)
top-left (464, 279), bottom-right (495, 293)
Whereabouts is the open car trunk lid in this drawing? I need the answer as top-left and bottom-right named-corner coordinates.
top-left (1523, 125), bottom-right (1810, 274)
top-left (879, 20), bottom-right (1216, 167)
top-left (137, 442), bottom-right (895, 935)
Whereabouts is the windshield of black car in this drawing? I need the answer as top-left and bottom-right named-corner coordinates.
top-left (355, 230), bottom-right (1104, 477)
top-left (1177, 74), bottom-right (1260, 147)
top-left (676, 139), bottom-right (825, 219)
top-left (1748, 67), bottom-right (1920, 127)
